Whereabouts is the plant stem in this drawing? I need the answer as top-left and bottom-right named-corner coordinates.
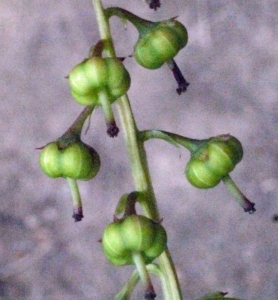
top-left (222, 175), bottom-right (256, 214)
top-left (92, 0), bottom-right (160, 220)
top-left (140, 129), bottom-right (204, 153)
top-left (117, 94), bottom-right (160, 220)
top-left (92, 0), bottom-right (116, 57)
top-left (159, 249), bottom-right (182, 299)
top-left (115, 268), bottom-right (140, 300)
top-left (116, 264), bottom-right (164, 300)
top-left (92, 0), bottom-right (183, 298)
top-left (57, 106), bottom-right (95, 148)
top-left (105, 7), bottom-right (155, 35)
top-left (67, 177), bottom-right (84, 221)
top-left (132, 252), bottom-right (156, 299)
top-left (66, 105), bottom-right (95, 135)
top-left (98, 89), bottom-right (119, 137)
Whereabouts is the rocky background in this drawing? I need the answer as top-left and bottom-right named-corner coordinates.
top-left (0, 0), bottom-right (277, 299)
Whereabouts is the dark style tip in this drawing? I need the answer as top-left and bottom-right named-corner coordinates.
top-left (107, 122), bottom-right (120, 138)
top-left (144, 291), bottom-right (156, 299)
top-left (272, 214), bottom-right (278, 222)
top-left (72, 208), bottom-right (84, 222)
top-left (147, 0), bottom-right (161, 10)
top-left (242, 197), bottom-right (256, 214)
top-left (167, 59), bottom-right (189, 94)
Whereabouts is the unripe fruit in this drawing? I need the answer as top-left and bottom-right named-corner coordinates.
top-left (102, 215), bottom-right (167, 266)
top-left (68, 57), bottom-right (131, 106)
top-left (185, 135), bottom-right (243, 189)
top-left (39, 141), bottom-right (100, 180)
top-left (134, 19), bottom-right (188, 69)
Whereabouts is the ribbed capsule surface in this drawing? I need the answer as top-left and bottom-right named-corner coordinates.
top-left (102, 215), bottom-right (167, 266)
top-left (134, 20), bottom-right (188, 69)
top-left (68, 57), bottom-right (131, 106)
top-left (39, 141), bottom-right (100, 180)
top-left (186, 135), bottom-right (243, 189)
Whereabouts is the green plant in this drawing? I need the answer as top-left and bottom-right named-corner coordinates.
top-left (68, 40), bottom-right (131, 137)
top-left (133, 19), bottom-right (188, 69)
top-left (69, 57), bottom-right (130, 106)
top-left (102, 192), bottom-right (167, 267)
top-left (103, 214), bottom-right (167, 265)
top-left (105, 7), bottom-right (189, 94)
top-left (39, 141), bottom-right (100, 180)
top-left (185, 134), bottom-right (243, 189)
top-left (39, 0), bottom-right (256, 299)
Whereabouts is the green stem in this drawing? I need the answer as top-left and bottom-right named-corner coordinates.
top-left (222, 175), bottom-right (256, 214)
top-left (123, 191), bottom-right (141, 217)
top-left (92, 0), bottom-right (182, 298)
top-left (115, 264), bottom-right (164, 300)
top-left (117, 94), bottom-right (160, 220)
top-left (92, 0), bottom-right (115, 56)
top-left (105, 7), bottom-right (155, 35)
top-left (58, 106), bottom-right (95, 148)
top-left (98, 89), bottom-right (119, 137)
top-left (150, 263), bottom-right (170, 299)
top-left (88, 39), bottom-right (105, 57)
top-left (140, 129), bottom-right (204, 153)
top-left (159, 249), bottom-right (182, 299)
top-left (66, 177), bottom-right (84, 221)
top-left (132, 252), bottom-right (156, 299)
top-left (115, 268), bottom-right (139, 300)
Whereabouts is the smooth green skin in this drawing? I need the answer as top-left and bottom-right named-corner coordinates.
top-left (134, 20), bottom-right (188, 69)
top-left (68, 57), bottom-right (131, 106)
top-left (102, 215), bottom-right (167, 266)
top-left (39, 141), bottom-right (100, 180)
top-left (186, 135), bottom-right (243, 189)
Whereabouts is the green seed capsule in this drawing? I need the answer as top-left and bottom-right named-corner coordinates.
top-left (185, 135), bottom-right (243, 189)
top-left (68, 57), bottom-right (131, 106)
top-left (102, 215), bottom-right (167, 266)
top-left (39, 141), bottom-right (100, 180)
top-left (134, 19), bottom-right (188, 69)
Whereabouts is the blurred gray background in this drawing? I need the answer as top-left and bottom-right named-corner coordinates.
top-left (0, 0), bottom-right (277, 299)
